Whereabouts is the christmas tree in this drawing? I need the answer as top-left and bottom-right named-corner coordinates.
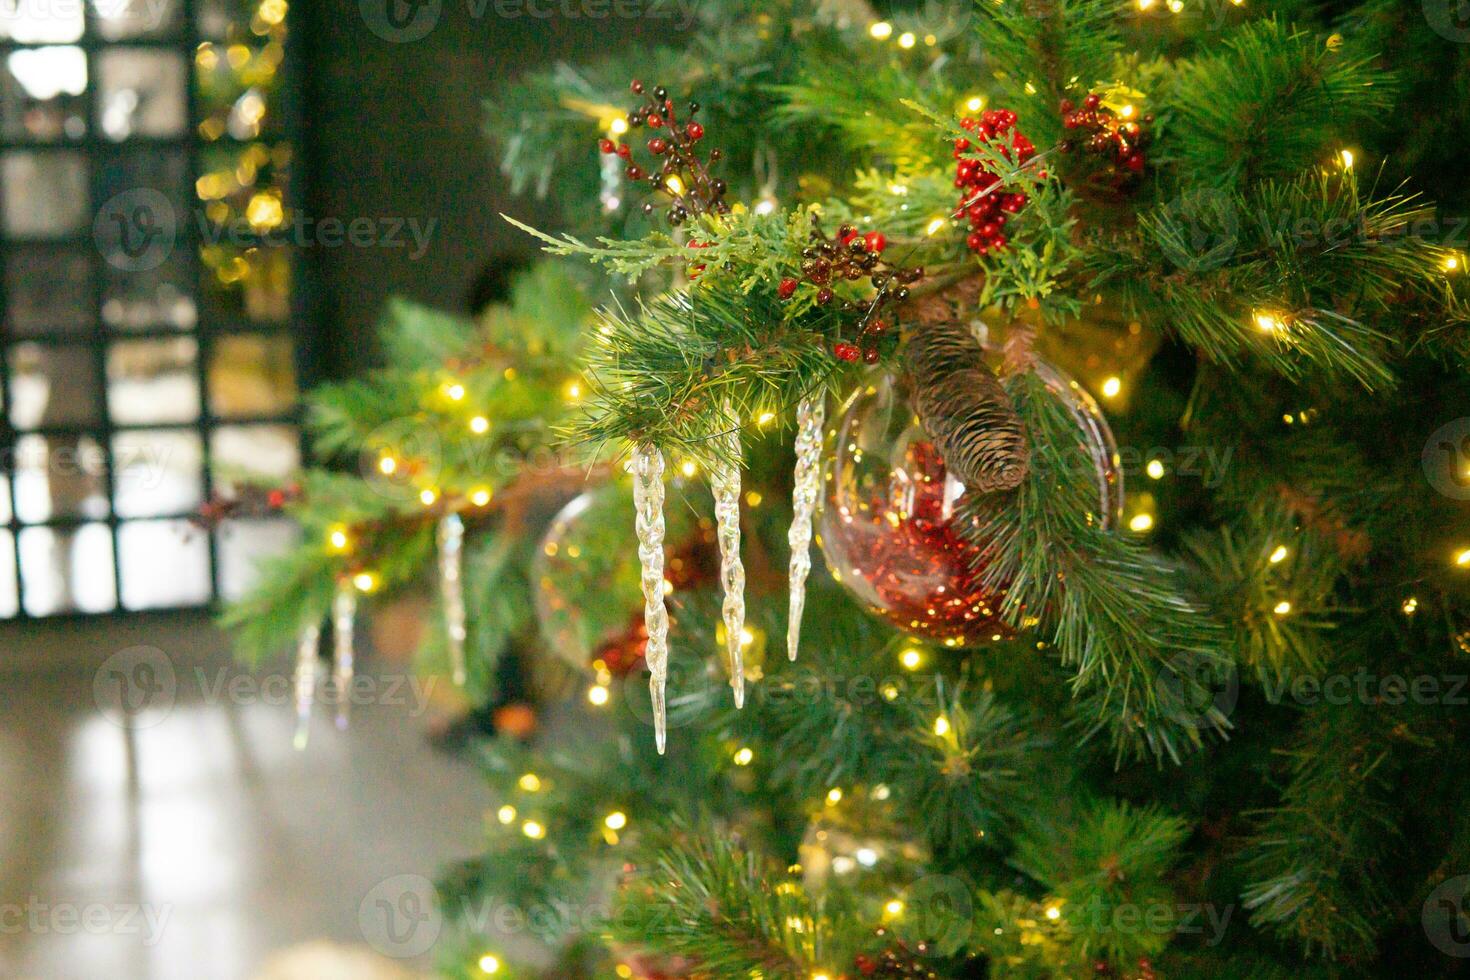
top-left (224, 1), bottom-right (1470, 976)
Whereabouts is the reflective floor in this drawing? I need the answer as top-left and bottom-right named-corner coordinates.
top-left (0, 613), bottom-right (491, 980)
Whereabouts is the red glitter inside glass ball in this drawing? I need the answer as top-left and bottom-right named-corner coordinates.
top-left (818, 359), bottom-right (1120, 646)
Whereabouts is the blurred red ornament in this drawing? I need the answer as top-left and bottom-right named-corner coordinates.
top-left (595, 611), bottom-right (650, 676)
top-left (818, 356), bottom-right (1120, 645)
top-left (492, 702), bottom-right (538, 739)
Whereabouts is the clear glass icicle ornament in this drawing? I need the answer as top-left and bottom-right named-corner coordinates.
top-left (628, 444), bottom-right (670, 753)
top-left (292, 621), bottom-right (320, 751)
top-left (437, 512), bottom-right (468, 686)
top-left (332, 579), bottom-right (356, 731)
top-left (711, 402), bottom-right (747, 708)
top-left (786, 391), bottom-right (825, 661)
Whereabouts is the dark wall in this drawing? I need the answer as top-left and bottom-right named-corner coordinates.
top-left (299, 2), bottom-right (642, 377)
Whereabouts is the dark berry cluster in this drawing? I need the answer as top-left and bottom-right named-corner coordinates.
top-left (779, 219), bottom-right (923, 363)
top-left (1093, 956), bottom-right (1155, 979)
top-left (1059, 92), bottom-right (1152, 181)
top-left (854, 929), bottom-right (939, 977)
top-left (196, 481), bottom-right (300, 526)
top-left (953, 109), bottom-right (1035, 255)
top-left (598, 80), bottom-right (727, 225)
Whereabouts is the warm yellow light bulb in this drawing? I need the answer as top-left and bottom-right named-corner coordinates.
top-left (327, 526), bottom-right (350, 552)
top-left (1456, 548), bottom-right (1470, 567)
top-left (664, 174), bottom-right (686, 196)
top-left (377, 455), bottom-right (397, 475)
top-left (470, 487), bottom-right (492, 507)
top-left (897, 31), bottom-right (916, 48)
top-left (478, 953), bottom-right (502, 974)
top-left (1273, 600), bottom-right (1292, 616)
top-left (868, 20), bottom-right (892, 39)
top-left (1129, 513), bottom-right (1154, 532)
top-left (934, 716), bottom-right (951, 737)
top-left (353, 571), bottom-right (379, 593)
top-left (925, 217), bottom-right (947, 236)
top-left (444, 382), bottom-right (465, 401)
top-left (518, 773), bottom-right (542, 792)
top-left (899, 648), bottom-right (922, 670)
top-left (1166, 0), bottom-right (1183, 11)
top-left (757, 411), bottom-right (776, 426)
top-left (605, 811), bottom-right (627, 830)
top-left (1119, 104), bottom-right (1136, 119)
top-left (825, 788), bottom-right (843, 806)
top-left (564, 380), bottom-right (582, 401)
top-left (470, 415), bottom-right (490, 434)
top-left (1255, 312), bottom-right (1284, 332)
top-left (521, 820), bottom-right (546, 840)
top-left (965, 95), bottom-right (984, 112)
top-left (419, 488), bottom-right (438, 506)
top-left (1402, 596), bottom-right (1419, 615)
top-left (733, 746), bottom-right (754, 766)
top-left (1268, 545), bottom-right (1288, 564)
top-left (1101, 376), bottom-right (1122, 398)
top-left (1340, 149), bottom-right (1354, 170)
top-left (884, 900), bottom-right (904, 917)
top-left (587, 684), bottom-right (610, 706)
top-left (497, 805), bottom-right (516, 824)
top-left (1046, 905), bottom-right (1061, 920)
top-left (608, 116), bottom-right (628, 135)
top-left (1137, 0), bottom-right (1155, 8)
top-left (680, 460), bottom-right (698, 478)
top-left (1146, 459), bottom-right (1165, 480)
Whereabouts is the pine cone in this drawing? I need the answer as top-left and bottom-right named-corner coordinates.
top-left (904, 321), bottom-right (1029, 492)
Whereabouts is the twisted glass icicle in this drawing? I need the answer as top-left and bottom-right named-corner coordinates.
top-left (787, 392), bottom-right (826, 661)
top-left (437, 513), bottom-right (467, 686)
top-left (292, 621), bottom-right (320, 751)
top-left (332, 580), bottom-right (356, 731)
top-left (629, 445), bottom-right (670, 753)
top-left (712, 403), bottom-right (747, 708)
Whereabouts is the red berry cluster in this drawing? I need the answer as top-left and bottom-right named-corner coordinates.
top-left (779, 219), bottom-right (923, 363)
top-left (598, 80), bottom-right (726, 225)
top-left (953, 108), bottom-right (1035, 255)
top-left (195, 482), bottom-right (300, 527)
top-left (1059, 92), bottom-right (1152, 181)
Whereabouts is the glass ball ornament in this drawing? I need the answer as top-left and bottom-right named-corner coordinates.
top-left (533, 479), bottom-right (718, 674)
top-left (817, 356), bottom-right (1121, 646)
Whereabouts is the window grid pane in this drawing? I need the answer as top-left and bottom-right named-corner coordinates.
top-left (0, 0), bottom-right (299, 617)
